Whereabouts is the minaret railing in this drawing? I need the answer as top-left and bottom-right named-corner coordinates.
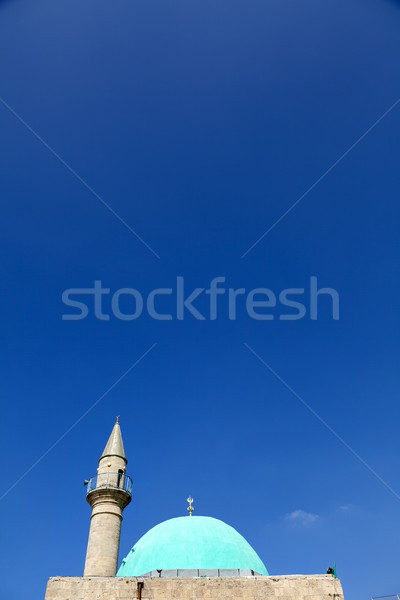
top-left (86, 472), bottom-right (133, 496)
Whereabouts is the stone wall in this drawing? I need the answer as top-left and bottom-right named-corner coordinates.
top-left (45, 575), bottom-right (344, 600)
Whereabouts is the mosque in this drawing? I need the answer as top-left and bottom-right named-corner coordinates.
top-left (44, 419), bottom-right (345, 599)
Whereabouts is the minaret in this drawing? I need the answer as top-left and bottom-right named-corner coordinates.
top-left (84, 417), bottom-right (132, 577)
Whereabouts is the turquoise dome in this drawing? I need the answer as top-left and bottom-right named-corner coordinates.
top-left (117, 516), bottom-right (268, 576)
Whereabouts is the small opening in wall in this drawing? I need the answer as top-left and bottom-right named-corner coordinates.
top-left (117, 469), bottom-right (123, 487)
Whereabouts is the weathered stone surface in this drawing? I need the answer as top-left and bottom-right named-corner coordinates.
top-left (45, 575), bottom-right (344, 600)
top-left (83, 488), bottom-right (128, 577)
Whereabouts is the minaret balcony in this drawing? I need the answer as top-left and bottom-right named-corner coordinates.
top-left (86, 472), bottom-right (133, 496)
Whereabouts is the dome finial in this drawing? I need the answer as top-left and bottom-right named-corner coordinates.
top-left (116, 415), bottom-right (120, 423)
top-left (187, 496), bottom-right (194, 516)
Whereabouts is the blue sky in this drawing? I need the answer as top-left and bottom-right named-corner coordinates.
top-left (1, 0), bottom-right (400, 598)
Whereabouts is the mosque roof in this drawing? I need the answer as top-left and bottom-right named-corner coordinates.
top-left (117, 516), bottom-right (268, 577)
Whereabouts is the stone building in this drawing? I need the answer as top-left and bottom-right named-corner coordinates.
top-left (44, 419), bottom-right (345, 600)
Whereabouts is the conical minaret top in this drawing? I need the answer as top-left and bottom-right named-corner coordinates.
top-left (100, 416), bottom-right (127, 462)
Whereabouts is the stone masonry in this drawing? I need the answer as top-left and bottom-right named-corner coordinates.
top-left (45, 575), bottom-right (344, 600)
top-left (83, 419), bottom-right (131, 577)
